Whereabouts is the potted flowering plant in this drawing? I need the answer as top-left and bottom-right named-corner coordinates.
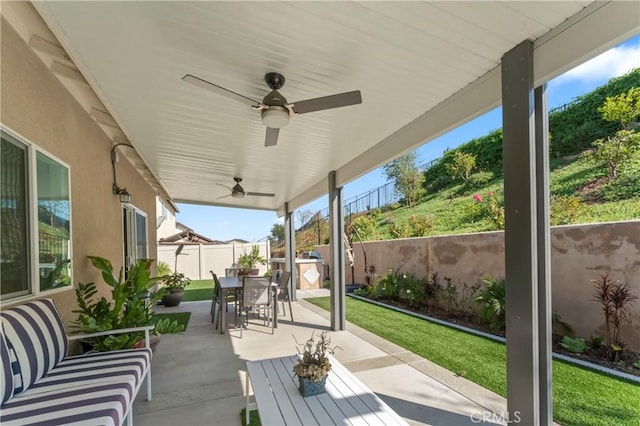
top-left (293, 330), bottom-right (341, 397)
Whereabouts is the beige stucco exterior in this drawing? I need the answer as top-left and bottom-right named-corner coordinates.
top-left (317, 221), bottom-right (640, 351)
top-left (1, 19), bottom-right (158, 327)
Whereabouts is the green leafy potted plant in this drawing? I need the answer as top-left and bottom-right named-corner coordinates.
top-left (74, 256), bottom-right (164, 351)
top-left (293, 330), bottom-right (341, 397)
top-left (161, 272), bottom-right (191, 307)
top-left (237, 245), bottom-right (267, 277)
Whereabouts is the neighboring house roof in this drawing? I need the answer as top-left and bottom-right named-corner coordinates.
top-left (175, 222), bottom-right (194, 232)
top-left (225, 238), bottom-right (250, 244)
top-left (159, 230), bottom-right (217, 245)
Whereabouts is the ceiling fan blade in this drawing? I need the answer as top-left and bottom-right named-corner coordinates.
top-left (182, 74), bottom-right (260, 108)
top-left (246, 192), bottom-right (276, 197)
top-left (265, 127), bottom-right (279, 147)
top-left (216, 183), bottom-right (233, 191)
top-left (292, 90), bottom-right (362, 115)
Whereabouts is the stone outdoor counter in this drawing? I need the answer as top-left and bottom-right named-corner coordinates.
top-left (270, 258), bottom-right (324, 290)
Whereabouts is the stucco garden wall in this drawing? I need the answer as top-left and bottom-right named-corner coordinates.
top-left (1, 19), bottom-right (158, 327)
top-left (316, 220), bottom-right (640, 351)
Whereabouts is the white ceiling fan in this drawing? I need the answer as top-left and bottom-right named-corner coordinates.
top-left (182, 72), bottom-right (362, 147)
top-left (216, 177), bottom-right (275, 199)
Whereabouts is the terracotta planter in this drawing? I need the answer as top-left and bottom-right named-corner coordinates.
top-left (162, 289), bottom-right (184, 307)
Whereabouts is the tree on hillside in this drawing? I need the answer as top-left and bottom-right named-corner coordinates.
top-left (269, 223), bottom-right (284, 243)
top-left (445, 151), bottom-right (477, 182)
top-left (296, 209), bottom-right (315, 227)
top-left (586, 87), bottom-right (640, 177)
top-left (383, 151), bottom-right (425, 208)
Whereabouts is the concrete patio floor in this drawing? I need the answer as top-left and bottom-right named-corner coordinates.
top-left (132, 290), bottom-right (507, 425)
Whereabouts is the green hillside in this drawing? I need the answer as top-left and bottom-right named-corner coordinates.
top-left (364, 153), bottom-right (640, 241)
top-left (292, 69), bottom-right (639, 249)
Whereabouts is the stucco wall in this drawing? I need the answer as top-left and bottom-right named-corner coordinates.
top-left (316, 221), bottom-right (640, 351)
top-left (1, 19), bottom-right (158, 327)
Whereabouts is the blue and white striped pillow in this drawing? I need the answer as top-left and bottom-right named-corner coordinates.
top-left (0, 326), bottom-right (14, 403)
top-left (0, 299), bottom-right (69, 393)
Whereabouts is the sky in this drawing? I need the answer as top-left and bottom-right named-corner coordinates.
top-left (176, 34), bottom-right (640, 242)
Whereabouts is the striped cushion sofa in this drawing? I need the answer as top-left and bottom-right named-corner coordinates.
top-left (1, 299), bottom-right (153, 426)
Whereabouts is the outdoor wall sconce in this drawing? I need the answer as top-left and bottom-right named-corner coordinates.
top-left (111, 143), bottom-right (134, 203)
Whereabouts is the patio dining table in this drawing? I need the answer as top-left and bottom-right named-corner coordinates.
top-left (217, 276), bottom-right (278, 334)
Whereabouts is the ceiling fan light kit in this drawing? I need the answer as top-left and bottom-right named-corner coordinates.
top-left (183, 71), bottom-right (362, 147)
top-left (261, 107), bottom-right (290, 128)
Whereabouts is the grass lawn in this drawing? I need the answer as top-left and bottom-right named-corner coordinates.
top-left (182, 279), bottom-right (215, 302)
top-left (306, 296), bottom-right (640, 426)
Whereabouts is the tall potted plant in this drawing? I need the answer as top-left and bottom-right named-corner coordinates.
top-left (74, 256), bottom-right (165, 351)
top-left (161, 272), bottom-right (191, 307)
top-left (237, 245), bottom-right (267, 276)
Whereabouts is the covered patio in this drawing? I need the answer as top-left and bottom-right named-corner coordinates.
top-left (134, 292), bottom-right (505, 426)
top-left (2, 1), bottom-right (639, 425)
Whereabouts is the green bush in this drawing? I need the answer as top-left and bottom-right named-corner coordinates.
top-left (407, 214), bottom-right (435, 237)
top-left (465, 171), bottom-right (495, 189)
top-left (350, 214), bottom-right (378, 241)
top-left (550, 195), bottom-right (583, 225)
top-left (374, 269), bottom-right (424, 307)
top-left (560, 336), bottom-right (587, 354)
top-left (388, 219), bottom-right (410, 239)
top-left (474, 275), bottom-right (506, 332)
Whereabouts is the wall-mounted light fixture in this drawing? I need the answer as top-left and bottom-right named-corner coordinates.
top-left (111, 143), bottom-right (134, 203)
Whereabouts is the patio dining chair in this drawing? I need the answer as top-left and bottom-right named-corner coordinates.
top-left (210, 271), bottom-right (239, 329)
top-left (275, 270), bottom-right (293, 322)
top-left (240, 276), bottom-right (273, 336)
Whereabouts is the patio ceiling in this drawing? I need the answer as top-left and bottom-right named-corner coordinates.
top-left (28, 1), bottom-right (639, 214)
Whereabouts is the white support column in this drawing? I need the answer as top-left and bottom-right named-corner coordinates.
top-left (284, 203), bottom-right (297, 302)
top-left (328, 171), bottom-right (345, 330)
top-left (502, 39), bottom-right (552, 425)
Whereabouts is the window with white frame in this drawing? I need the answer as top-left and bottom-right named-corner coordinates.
top-left (1, 128), bottom-right (72, 300)
top-left (123, 204), bottom-right (148, 272)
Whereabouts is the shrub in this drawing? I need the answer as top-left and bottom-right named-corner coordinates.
top-left (465, 171), bottom-right (495, 189)
top-left (350, 214), bottom-right (378, 241)
top-left (424, 172), bottom-right (452, 193)
top-left (587, 335), bottom-right (604, 352)
top-left (550, 195), bottom-right (583, 225)
top-left (474, 275), bottom-right (506, 332)
top-left (374, 269), bottom-right (424, 306)
top-left (407, 214), bottom-right (435, 237)
top-left (441, 276), bottom-right (458, 313)
top-left (552, 312), bottom-right (574, 336)
top-left (388, 219), bottom-right (410, 239)
top-left (446, 151), bottom-right (476, 182)
top-left (157, 261), bottom-right (172, 276)
top-left (423, 272), bottom-right (442, 307)
top-left (560, 336), bottom-right (587, 354)
top-left (465, 191), bottom-right (504, 230)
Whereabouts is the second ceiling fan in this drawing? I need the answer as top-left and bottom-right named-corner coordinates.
top-left (182, 72), bottom-right (362, 147)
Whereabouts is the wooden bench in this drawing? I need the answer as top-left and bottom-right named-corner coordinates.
top-left (246, 354), bottom-right (408, 425)
top-left (1, 299), bottom-right (152, 426)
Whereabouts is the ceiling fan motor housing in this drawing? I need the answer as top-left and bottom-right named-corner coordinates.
top-left (264, 72), bottom-right (285, 90)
